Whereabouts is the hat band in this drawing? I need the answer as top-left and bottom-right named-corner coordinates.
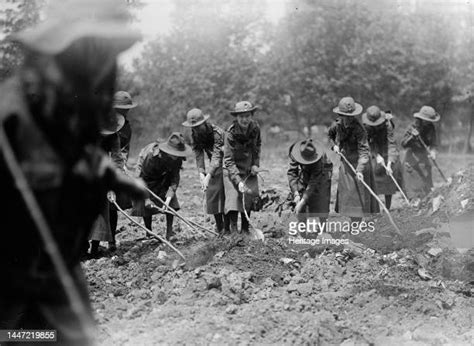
top-left (341, 105), bottom-right (354, 112)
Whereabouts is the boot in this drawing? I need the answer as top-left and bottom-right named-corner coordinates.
top-left (165, 214), bottom-right (175, 240)
top-left (241, 211), bottom-right (250, 233)
top-left (228, 211), bottom-right (239, 233)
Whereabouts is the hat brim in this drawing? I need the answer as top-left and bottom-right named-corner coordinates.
top-left (13, 21), bottom-right (141, 55)
top-left (290, 141), bottom-right (322, 165)
top-left (114, 101), bottom-right (137, 109)
top-left (414, 112), bottom-right (440, 122)
top-left (332, 103), bottom-right (363, 116)
top-left (101, 114), bottom-right (125, 135)
top-left (182, 114), bottom-right (210, 127)
top-left (230, 106), bottom-right (258, 116)
top-left (362, 112), bottom-right (386, 126)
top-left (159, 143), bottom-right (193, 157)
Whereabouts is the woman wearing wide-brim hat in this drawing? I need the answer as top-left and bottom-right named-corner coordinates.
top-left (108, 91), bottom-right (138, 249)
top-left (287, 139), bottom-right (333, 222)
top-left (401, 105), bottom-right (440, 203)
top-left (89, 113), bottom-right (126, 256)
top-left (132, 132), bottom-right (192, 240)
top-left (182, 108), bottom-right (229, 234)
top-left (328, 97), bottom-right (380, 219)
top-left (223, 101), bottom-right (261, 234)
top-left (362, 105), bottom-right (402, 210)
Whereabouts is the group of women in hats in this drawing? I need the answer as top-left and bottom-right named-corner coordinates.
top-left (183, 101), bottom-right (262, 235)
top-left (89, 90), bottom-right (138, 257)
top-left (91, 93), bottom-right (441, 254)
top-left (131, 100), bottom-right (263, 239)
top-left (288, 96), bottom-right (441, 224)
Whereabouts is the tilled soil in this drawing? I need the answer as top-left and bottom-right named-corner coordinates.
top-left (83, 155), bottom-right (474, 345)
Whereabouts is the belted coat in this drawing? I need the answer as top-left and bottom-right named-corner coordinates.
top-left (328, 118), bottom-right (380, 216)
top-left (223, 120), bottom-right (261, 213)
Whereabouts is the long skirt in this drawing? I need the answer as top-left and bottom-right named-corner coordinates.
top-left (223, 169), bottom-right (259, 213)
top-left (372, 157), bottom-right (402, 195)
top-left (114, 191), bottom-right (132, 210)
top-left (402, 149), bottom-right (433, 200)
top-left (335, 160), bottom-right (380, 217)
top-left (89, 202), bottom-right (112, 242)
top-left (205, 166), bottom-right (225, 214)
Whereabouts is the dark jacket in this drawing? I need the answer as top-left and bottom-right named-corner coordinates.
top-left (117, 119), bottom-right (132, 160)
top-left (328, 118), bottom-right (370, 173)
top-left (327, 117), bottom-right (379, 215)
top-left (136, 142), bottom-right (182, 199)
top-left (192, 122), bottom-right (224, 177)
top-left (287, 149), bottom-right (332, 215)
top-left (364, 120), bottom-right (398, 163)
top-left (287, 154), bottom-right (332, 202)
top-left (223, 119), bottom-right (261, 186)
top-left (401, 121), bottom-right (437, 199)
top-left (364, 120), bottom-right (401, 195)
top-left (401, 121), bottom-right (437, 153)
top-left (101, 132), bottom-right (125, 169)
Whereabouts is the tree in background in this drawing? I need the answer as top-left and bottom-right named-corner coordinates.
top-left (0, 0), bottom-right (43, 81)
top-left (121, 0), bottom-right (470, 151)
top-left (257, 0), bottom-right (454, 137)
top-left (130, 0), bottom-right (269, 146)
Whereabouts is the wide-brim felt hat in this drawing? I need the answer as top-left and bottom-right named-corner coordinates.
top-left (114, 91), bottom-right (137, 109)
top-left (332, 96), bottom-right (363, 116)
top-left (182, 108), bottom-right (210, 127)
top-left (414, 105), bottom-right (440, 122)
top-left (101, 114), bottom-right (125, 135)
top-left (289, 139), bottom-right (322, 165)
top-left (362, 105), bottom-right (386, 126)
top-left (159, 132), bottom-right (193, 157)
top-left (230, 101), bottom-right (258, 116)
top-left (12, 0), bottom-right (141, 55)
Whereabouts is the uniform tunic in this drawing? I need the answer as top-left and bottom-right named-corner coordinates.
top-left (223, 120), bottom-right (261, 213)
top-left (364, 120), bottom-right (401, 195)
top-left (287, 146), bottom-right (332, 217)
top-left (115, 119), bottom-right (133, 209)
top-left (192, 123), bottom-right (225, 214)
top-left (328, 118), bottom-right (380, 216)
top-left (131, 142), bottom-right (181, 217)
top-left (401, 122), bottom-right (437, 199)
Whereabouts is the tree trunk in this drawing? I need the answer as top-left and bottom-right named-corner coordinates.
top-left (306, 114), bottom-right (312, 138)
top-left (464, 103), bottom-right (473, 153)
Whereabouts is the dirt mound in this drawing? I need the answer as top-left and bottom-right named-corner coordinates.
top-left (82, 162), bottom-right (474, 344)
top-left (84, 237), bottom-right (474, 345)
top-left (422, 164), bottom-right (474, 218)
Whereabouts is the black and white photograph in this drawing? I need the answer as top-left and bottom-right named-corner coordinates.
top-left (0, 0), bottom-right (473, 344)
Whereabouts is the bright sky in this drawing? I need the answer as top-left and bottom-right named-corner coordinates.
top-left (135, 0), bottom-right (287, 37)
top-left (118, 0), bottom-right (288, 66)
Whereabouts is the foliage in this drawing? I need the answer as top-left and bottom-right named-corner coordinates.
top-left (0, 0), bottom-right (43, 80)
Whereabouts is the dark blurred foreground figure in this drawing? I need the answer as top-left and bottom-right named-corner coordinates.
top-left (328, 97), bottom-right (380, 221)
top-left (182, 108), bottom-right (229, 234)
top-left (132, 132), bottom-right (192, 240)
top-left (0, 1), bottom-right (143, 345)
top-left (401, 105), bottom-right (440, 205)
top-left (287, 139), bottom-right (332, 223)
top-left (362, 106), bottom-right (401, 209)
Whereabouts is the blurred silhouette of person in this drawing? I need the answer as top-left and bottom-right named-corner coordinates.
top-left (0, 1), bottom-right (144, 344)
